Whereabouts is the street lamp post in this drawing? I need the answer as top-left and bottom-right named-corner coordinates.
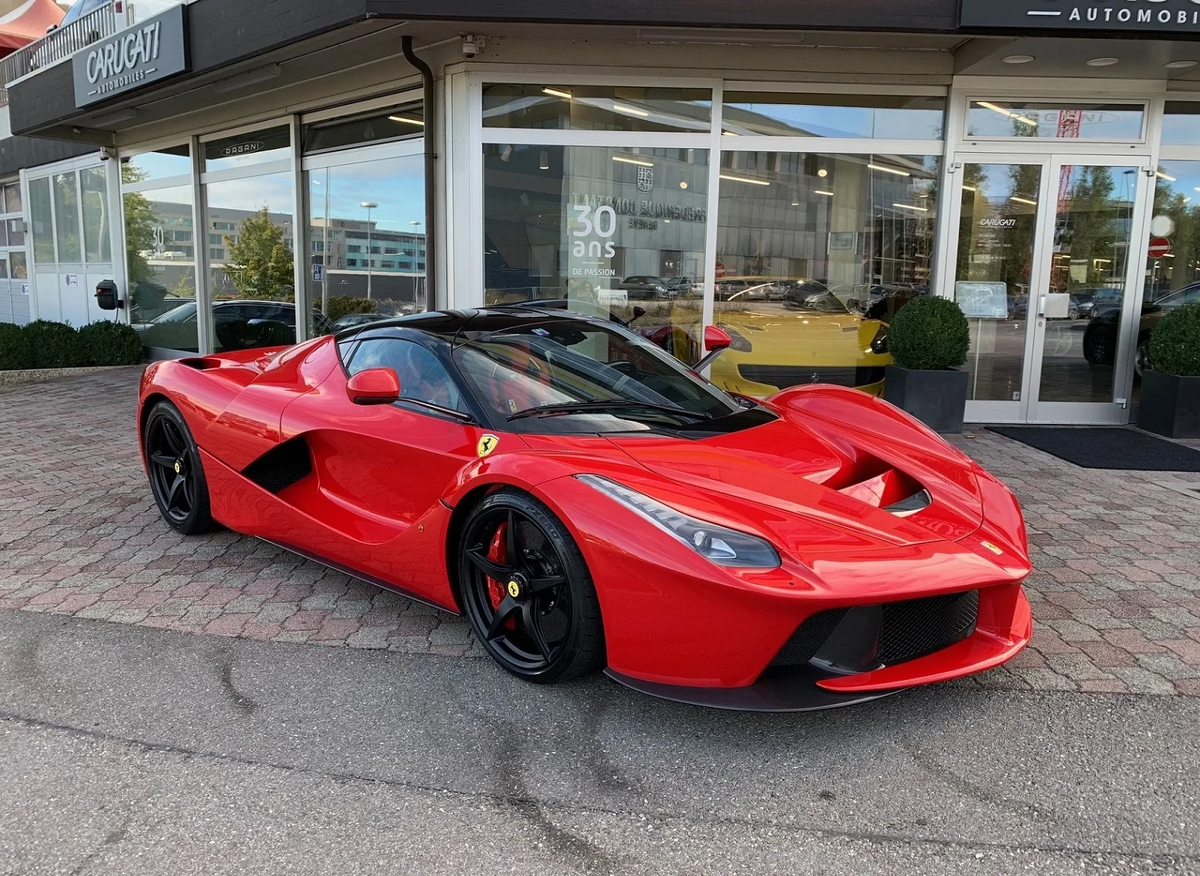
top-left (361, 201), bottom-right (378, 299)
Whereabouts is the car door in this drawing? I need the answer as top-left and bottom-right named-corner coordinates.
top-left (280, 333), bottom-right (483, 547)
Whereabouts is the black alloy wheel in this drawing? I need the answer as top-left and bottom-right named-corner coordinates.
top-left (143, 401), bottom-right (216, 535)
top-left (459, 490), bottom-right (604, 683)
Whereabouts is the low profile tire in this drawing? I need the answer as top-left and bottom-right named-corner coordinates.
top-left (459, 489), bottom-right (605, 684)
top-left (143, 400), bottom-right (216, 536)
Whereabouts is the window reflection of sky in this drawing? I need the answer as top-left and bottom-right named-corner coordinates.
top-left (312, 158), bottom-right (426, 234)
top-left (723, 103), bottom-right (944, 139)
top-left (967, 103), bottom-right (1144, 140)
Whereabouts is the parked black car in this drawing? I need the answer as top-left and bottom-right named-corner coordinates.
top-left (134, 300), bottom-right (336, 352)
top-left (620, 276), bottom-right (675, 300)
top-left (1083, 283), bottom-right (1200, 376)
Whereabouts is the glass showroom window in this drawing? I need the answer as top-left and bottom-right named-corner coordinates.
top-left (722, 92), bottom-right (945, 139)
top-left (123, 145), bottom-right (197, 352)
top-left (483, 143), bottom-right (711, 365)
top-left (202, 125), bottom-right (300, 354)
top-left (483, 84), bottom-right (711, 133)
top-left (712, 151), bottom-right (939, 397)
top-left (965, 101), bottom-right (1145, 141)
top-left (302, 102), bottom-right (427, 337)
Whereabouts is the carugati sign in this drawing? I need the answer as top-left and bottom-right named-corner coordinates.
top-left (961, 0), bottom-right (1200, 34)
top-left (72, 4), bottom-right (187, 108)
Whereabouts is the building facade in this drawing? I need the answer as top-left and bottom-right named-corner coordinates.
top-left (3, 0), bottom-right (1200, 425)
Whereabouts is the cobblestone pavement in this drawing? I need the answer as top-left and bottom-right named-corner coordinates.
top-left (2, 367), bottom-right (1200, 697)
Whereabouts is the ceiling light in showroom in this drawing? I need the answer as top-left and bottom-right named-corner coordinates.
top-left (1166, 60), bottom-right (1200, 69)
top-left (1002, 55), bottom-right (1035, 64)
top-left (1086, 57), bottom-right (1120, 67)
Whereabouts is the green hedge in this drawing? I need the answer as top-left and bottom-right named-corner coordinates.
top-left (23, 320), bottom-right (89, 369)
top-left (1148, 302), bottom-right (1200, 378)
top-left (0, 322), bottom-right (33, 370)
top-left (325, 295), bottom-right (378, 323)
top-left (0, 319), bottom-right (145, 371)
top-left (78, 320), bottom-right (145, 366)
top-left (887, 296), bottom-right (970, 371)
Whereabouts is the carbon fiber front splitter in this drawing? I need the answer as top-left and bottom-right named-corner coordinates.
top-left (603, 666), bottom-right (905, 712)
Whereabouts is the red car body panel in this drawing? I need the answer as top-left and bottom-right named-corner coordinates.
top-left (138, 319), bottom-right (1033, 710)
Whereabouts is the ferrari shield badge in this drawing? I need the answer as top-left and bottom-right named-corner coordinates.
top-left (477, 434), bottom-right (500, 458)
top-left (981, 540), bottom-right (1004, 556)
top-left (507, 580), bottom-right (521, 598)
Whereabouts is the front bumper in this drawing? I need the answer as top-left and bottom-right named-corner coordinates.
top-left (603, 584), bottom-right (1031, 711)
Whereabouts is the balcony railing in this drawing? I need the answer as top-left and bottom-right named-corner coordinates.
top-left (0, 4), bottom-right (119, 106)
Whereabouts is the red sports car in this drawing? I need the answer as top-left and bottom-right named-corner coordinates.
top-left (138, 308), bottom-right (1032, 710)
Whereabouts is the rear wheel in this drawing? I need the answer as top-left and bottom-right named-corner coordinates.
top-left (458, 490), bottom-right (604, 683)
top-left (143, 401), bottom-right (216, 535)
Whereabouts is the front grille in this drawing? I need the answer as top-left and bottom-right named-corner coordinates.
top-left (769, 608), bottom-right (848, 667)
top-left (766, 590), bottom-right (980, 671)
top-left (738, 365), bottom-right (886, 389)
top-left (878, 590), bottom-right (979, 665)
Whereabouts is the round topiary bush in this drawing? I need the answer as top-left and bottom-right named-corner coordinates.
top-left (887, 295), bottom-right (970, 371)
top-left (0, 322), bottom-right (33, 370)
top-left (1148, 302), bottom-right (1200, 377)
top-left (78, 320), bottom-right (145, 366)
top-left (22, 320), bottom-right (88, 369)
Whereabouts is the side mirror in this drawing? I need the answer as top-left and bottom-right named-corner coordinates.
top-left (346, 367), bottom-right (400, 405)
top-left (631, 306), bottom-right (646, 321)
top-left (693, 325), bottom-right (733, 373)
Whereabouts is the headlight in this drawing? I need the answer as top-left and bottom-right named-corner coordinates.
top-left (870, 324), bottom-right (889, 354)
top-left (576, 475), bottom-right (781, 568)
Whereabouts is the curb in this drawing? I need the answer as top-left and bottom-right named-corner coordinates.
top-left (0, 364), bottom-right (144, 388)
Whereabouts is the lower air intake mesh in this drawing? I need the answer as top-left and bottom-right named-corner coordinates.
top-left (877, 589), bottom-right (979, 665)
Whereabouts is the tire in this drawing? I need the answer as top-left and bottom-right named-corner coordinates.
top-left (1134, 335), bottom-right (1151, 379)
top-left (458, 489), bottom-right (605, 684)
top-left (143, 400), bottom-right (217, 535)
top-left (1083, 324), bottom-right (1116, 367)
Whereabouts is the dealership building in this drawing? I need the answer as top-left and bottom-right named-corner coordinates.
top-left (2, 0), bottom-right (1200, 425)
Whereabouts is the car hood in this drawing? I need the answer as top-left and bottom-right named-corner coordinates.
top-left (599, 411), bottom-right (983, 556)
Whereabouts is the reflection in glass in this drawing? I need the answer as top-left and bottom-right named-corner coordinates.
top-left (303, 104), bottom-right (424, 153)
top-left (123, 144), bottom-right (190, 182)
top-left (29, 177), bottom-right (54, 264)
top-left (1042, 165), bottom-right (1136, 404)
top-left (1160, 102), bottom-right (1200, 147)
top-left (125, 182), bottom-right (197, 351)
top-left (483, 84), bottom-right (711, 133)
top-left (80, 165), bottom-right (111, 263)
top-left (955, 163), bottom-right (1040, 403)
top-left (5, 183), bottom-right (22, 213)
top-left (10, 252), bottom-right (27, 280)
top-left (483, 143), bottom-right (709, 366)
top-left (305, 153), bottom-right (427, 337)
top-left (53, 172), bottom-right (82, 263)
top-left (722, 93), bottom-right (945, 139)
top-left (205, 172), bottom-right (302, 352)
top-left (967, 101), bottom-right (1144, 140)
top-left (711, 152), bottom-right (938, 396)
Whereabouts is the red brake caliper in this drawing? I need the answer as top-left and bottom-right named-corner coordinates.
top-left (485, 522), bottom-right (508, 611)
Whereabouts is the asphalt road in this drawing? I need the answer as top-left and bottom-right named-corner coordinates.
top-left (1, 610), bottom-right (1197, 876)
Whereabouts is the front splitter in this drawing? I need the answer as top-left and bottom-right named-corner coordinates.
top-left (604, 665), bottom-right (905, 712)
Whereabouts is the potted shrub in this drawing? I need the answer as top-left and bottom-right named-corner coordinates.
top-left (1138, 302), bottom-right (1200, 439)
top-left (882, 296), bottom-right (971, 433)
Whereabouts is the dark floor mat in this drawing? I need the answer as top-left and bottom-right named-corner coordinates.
top-left (987, 426), bottom-right (1200, 472)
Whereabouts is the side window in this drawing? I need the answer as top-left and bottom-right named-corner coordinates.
top-left (348, 338), bottom-right (466, 412)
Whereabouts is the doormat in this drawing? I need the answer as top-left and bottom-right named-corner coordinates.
top-left (987, 426), bottom-right (1200, 472)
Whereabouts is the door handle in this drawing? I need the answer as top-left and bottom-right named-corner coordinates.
top-left (1038, 296), bottom-right (1045, 317)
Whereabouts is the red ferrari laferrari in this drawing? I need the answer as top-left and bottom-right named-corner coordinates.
top-left (138, 307), bottom-right (1032, 710)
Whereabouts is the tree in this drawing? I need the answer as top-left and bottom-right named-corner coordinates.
top-left (122, 164), bottom-right (156, 285)
top-left (223, 208), bottom-right (295, 301)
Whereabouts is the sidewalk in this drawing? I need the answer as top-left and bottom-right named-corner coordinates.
top-left (2, 368), bottom-right (1198, 696)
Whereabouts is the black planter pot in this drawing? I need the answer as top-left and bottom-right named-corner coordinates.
top-left (1137, 370), bottom-right (1200, 439)
top-left (882, 365), bottom-right (969, 434)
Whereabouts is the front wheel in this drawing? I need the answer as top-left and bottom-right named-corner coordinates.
top-left (458, 490), bottom-right (605, 683)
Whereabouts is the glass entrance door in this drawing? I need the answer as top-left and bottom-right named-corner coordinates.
top-left (1028, 158), bottom-right (1145, 423)
top-left (950, 154), bottom-right (1148, 424)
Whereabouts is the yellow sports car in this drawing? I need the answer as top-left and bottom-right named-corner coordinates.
top-left (708, 283), bottom-right (892, 397)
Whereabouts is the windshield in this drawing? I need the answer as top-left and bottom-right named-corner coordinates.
top-left (453, 318), bottom-right (743, 431)
top-left (152, 302), bottom-right (198, 324)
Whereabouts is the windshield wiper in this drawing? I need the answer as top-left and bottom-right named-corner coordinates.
top-left (507, 399), bottom-right (710, 422)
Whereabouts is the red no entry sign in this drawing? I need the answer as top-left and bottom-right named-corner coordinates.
top-left (1148, 237), bottom-right (1172, 259)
